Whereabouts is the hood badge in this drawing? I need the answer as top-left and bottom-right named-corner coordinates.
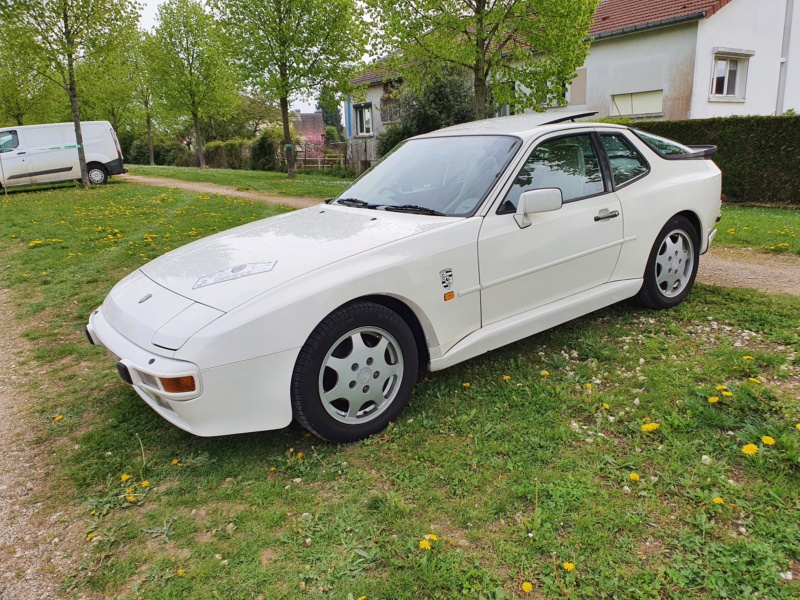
top-left (138, 293), bottom-right (152, 304)
top-left (193, 262), bottom-right (277, 289)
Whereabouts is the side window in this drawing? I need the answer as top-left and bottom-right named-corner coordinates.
top-left (498, 134), bottom-right (604, 213)
top-left (600, 134), bottom-right (648, 187)
top-left (0, 131), bottom-right (19, 153)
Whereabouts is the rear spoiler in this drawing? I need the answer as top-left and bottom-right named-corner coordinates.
top-left (687, 145), bottom-right (717, 159)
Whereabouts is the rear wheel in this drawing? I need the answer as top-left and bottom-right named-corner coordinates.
top-left (637, 215), bottom-right (699, 309)
top-left (291, 301), bottom-right (418, 443)
top-left (87, 163), bottom-right (108, 185)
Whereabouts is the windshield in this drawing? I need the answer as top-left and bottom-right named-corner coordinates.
top-left (338, 135), bottom-right (521, 216)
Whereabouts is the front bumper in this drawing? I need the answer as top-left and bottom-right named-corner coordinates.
top-left (86, 308), bottom-right (297, 436)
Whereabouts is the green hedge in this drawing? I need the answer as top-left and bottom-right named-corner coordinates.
top-left (204, 138), bottom-right (250, 170)
top-left (632, 115), bottom-right (800, 205)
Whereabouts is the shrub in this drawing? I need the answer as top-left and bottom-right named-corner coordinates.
top-left (324, 125), bottom-right (341, 145)
top-left (251, 128), bottom-right (284, 171)
top-left (127, 137), bottom-right (193, 167)
top-left (631, 115), bottom-right (800, 205)
top-left (376, 123), bottom-right (409, 158)
top-left (204, 138), bottom-right (250, 170)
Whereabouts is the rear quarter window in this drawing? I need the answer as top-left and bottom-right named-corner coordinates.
top-left (633, 130), bottom-right (695, 156)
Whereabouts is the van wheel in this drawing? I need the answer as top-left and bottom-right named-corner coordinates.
top-left (87, 163), bottom-right (109, 185)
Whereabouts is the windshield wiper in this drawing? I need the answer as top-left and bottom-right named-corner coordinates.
top-left (335, 198), bottom-right (378, 208)
top-left (382, 204), bottom-right (447, 216)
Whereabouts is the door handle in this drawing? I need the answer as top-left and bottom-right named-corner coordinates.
top-left (17, 151), bottom-right (26, 155)
top-left (594, 210), bottom-right (620, 222)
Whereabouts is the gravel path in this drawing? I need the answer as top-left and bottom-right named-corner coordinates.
top-left (1, 179), bottom-right (798, 597)
top-left (118, 173), bottom-right (320, 209)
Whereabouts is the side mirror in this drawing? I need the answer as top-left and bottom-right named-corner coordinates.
top-left (514, 188), bottom-right (563, 229)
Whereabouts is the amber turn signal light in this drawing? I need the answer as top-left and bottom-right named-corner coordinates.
top-left (444, 291), bottom-right (455, 301)
top-left (159, 376), bottom-right (196, 393)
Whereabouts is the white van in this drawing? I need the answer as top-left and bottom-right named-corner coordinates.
top-left (0, 120), bottom-right (126, 189)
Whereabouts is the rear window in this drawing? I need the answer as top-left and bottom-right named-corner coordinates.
top-left (633, 130), bottom-right (695, 156)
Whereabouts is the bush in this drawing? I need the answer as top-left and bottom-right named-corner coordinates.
top-left (324, 125), bottom-right (341, 145)
top-left (205, 138), bottom-right (250, 170)
top-left (632, 115), bottom-right (800, 205)
top-left (127, 137), bottom-right (193, 167)
top-left (376, 123), bottom-right (409, 158)
top-left (251, 128), bottom-right (284, 171)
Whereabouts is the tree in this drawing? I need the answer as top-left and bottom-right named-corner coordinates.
top-left (0, 0), bottom-right (139, 185)
top-left (316, 87), bottom-right (344, 137)
top-left (215, 0), bottom-right (366, 177)
top-left (130, 31), bottom-right (158, 165)
top-left (151, 0), bottom-right (240, 168)
top-left (367, 0), bottom-right (598, 119)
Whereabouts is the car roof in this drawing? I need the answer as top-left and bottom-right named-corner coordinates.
top-left (416, 111), bottom-right (629, 140)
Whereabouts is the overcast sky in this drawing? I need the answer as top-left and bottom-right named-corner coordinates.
top-left (139, 0), bottom-right (317, 112)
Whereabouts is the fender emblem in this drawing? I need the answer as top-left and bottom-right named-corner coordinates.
top-left (439, 268), bottom-right (453, 290)
top-left (138, 294), bottom-right (152, 304)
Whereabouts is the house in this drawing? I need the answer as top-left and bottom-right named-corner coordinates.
top-left (345, 0), bottom-right (798, 170)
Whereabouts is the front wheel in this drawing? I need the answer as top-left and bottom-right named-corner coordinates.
top-left (291, 302), bottom-right (418, 443)
top-left (636, 215), bottom-right (699, 309)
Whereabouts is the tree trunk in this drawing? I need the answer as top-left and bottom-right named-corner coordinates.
top-left (192, 111), bottom-right (205, 168)
top-left (474, 64), bottom-right (488, 121)
top-left (279, 96), bottom-right (296, 179)
top-left (63, 9), bottom-right (89, 186)
top-left (146, 112), bottom-right (155, 166)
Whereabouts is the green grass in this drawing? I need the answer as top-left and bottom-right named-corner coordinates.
top-left (126, 164), bottom-right (353, 199)
top-left (1, 184), bottom-right (799, 599)
top-left (716, 204), bottom-right (800, 254)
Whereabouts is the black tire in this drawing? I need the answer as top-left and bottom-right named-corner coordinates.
top-left (636, 215), bottom-right (700, 309)
top-left (87, 163), bottom-right (109, 185)
top-left (291, 301), bottom-right (418, 443)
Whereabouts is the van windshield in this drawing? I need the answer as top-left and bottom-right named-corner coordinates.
top-left (337, 135), bottom-right (521, 217)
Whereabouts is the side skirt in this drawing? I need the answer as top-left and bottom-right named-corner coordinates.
top-left (429, 279), bottom-right (643, 372)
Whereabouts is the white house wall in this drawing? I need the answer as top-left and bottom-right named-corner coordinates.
top-left (780, 0), bottom-right (800, 113)
top-left (568, 24), bottom-right (698, 120)
top-left (691, 0), bottom-right (794, 117)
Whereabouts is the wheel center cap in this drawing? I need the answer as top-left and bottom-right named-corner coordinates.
top-left (357, 367), bottom-right (372, 384)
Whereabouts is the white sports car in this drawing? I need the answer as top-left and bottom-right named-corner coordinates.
top-left (86, 112), bottom-right (721, 443)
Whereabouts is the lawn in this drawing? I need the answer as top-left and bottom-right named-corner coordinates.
top-left (715, 204), bottom-right (800, 255)
top-left (126, 164), bottom-right (353, 199)
top-left (1, 183), bottom-right (799, 599)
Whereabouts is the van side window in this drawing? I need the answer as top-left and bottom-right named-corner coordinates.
top-left (0, 131), bottom-right (19, 153)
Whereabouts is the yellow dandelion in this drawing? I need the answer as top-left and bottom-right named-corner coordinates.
top-left (171, 459), bottom-right (179, 465)
top-left (748, 377), bottom-right (761, 384)
top-left (796, 423), bottom-right (800, 431)
top-left (562, 562), bottom-right (575, 572)
top-left (296, 452), bottom-right (304, 460)
top-left (502, 375), bottom-right (511, 381)
top-left (712, 497), bottom-right (724, 505)
top-left (603, 403), bottom-right (610, 409)
top-left (177, 568), bottom-right (186, 577)
top-left (540, 370), bottom-right (549, 377)
top-left (54, 414), bottom-right (64, 422)
top-left (121, 473), bottom-right (132, 483)
top-left (125, 487), bottom-right (135, 494)
top-left (522, 581), bottom-right (534, 593)
top-left (140, 481), bottom-right (150, 488)
top-left (629, 472), bottom-right (640, 481)
top-left (715, 385), bottom-right (728, 391)
top-left (642, 417), bottom-right (651, 423)
top-left (761, 435), bottom-right (776, 446)
top-left (722, 391), bottom-right (733, 397)
top-left (742, 355), bottom-right (754, 361)
top-left (357, 596), bottom-right (366, 600)
top-left (741, 444), bottom-right (759, 456)
top-left (126, 495), bottom-right (137, 503)
top-left (85, 532), bottom-right (97, 541)
top-left (428, 534), bottom-right (438, 541)
top-left (419, 539), bottom-right (431, 550)
top-left (641, 422), bottom-right (660, 433)
top-left (270, 466), bottom-right (277, 472)
top-left (708, 396), bottom-right (719, 404)
top-left (585, 383), bottom-right (592, 389)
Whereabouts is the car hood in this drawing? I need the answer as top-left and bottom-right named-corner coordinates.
top-left (139, 205), bottom-right (453, 312)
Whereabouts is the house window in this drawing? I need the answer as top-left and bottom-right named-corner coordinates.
top-left (610, 90), bottom-right (663, 117)
top-left (713, 58), bottom-right (738, 95)
top-left (354, 103), bottom-right (372, 135)
top-left (709, 48), bottom-right (753, 101)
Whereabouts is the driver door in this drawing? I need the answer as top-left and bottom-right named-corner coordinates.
top-left (478, 131), bottom-right (624, 325)
top-left (0, 130), bottom-right (32, 187)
